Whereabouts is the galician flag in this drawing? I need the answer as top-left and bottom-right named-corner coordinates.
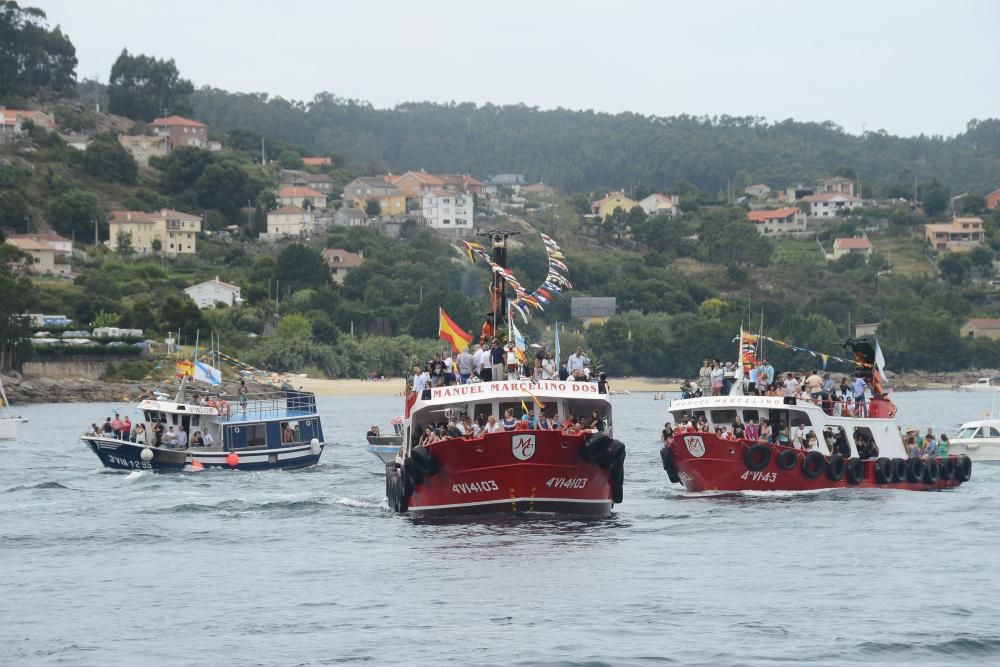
top-left (438, 307), bottom-right (473, 353)
top-left (194, 361), bottom-right (222, 385)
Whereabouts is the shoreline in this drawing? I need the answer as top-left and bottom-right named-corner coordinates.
top-left (3, 370), bottom-right (994, 404)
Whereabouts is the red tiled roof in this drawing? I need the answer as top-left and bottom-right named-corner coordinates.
top-left (269, 205), bottom-right (309, 215)
top-left (302, 157), bottom-right (331, 166)
top-left (322, 248), bottom-right (364, 268)
top-left (390, 171), bottom-right (445, 186)
top-left (965, 319), bottom-right (1000, 329)
top-left (278, 186), bottom-right (324, 198)
top-left (833, 237), bottom-right (871, 250)
top-left (8, 232), bottom-right (71, 243)
top-left (5, 237), bottom-right (55, 252)
top-left (747, 207), bottom-right (800, 222)
top-left (150, 115), bottom-right (206, 128)
top-left (111, 210), bottom-right (157, 224)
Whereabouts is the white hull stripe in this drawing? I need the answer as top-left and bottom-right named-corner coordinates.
top-left (408, 497), bottom-right (610, 511)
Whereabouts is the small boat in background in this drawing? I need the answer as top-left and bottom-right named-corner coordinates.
top-left (366, 417), bottom-right (403, 464)
top-left (0, 376), bottom-right (28, 440)
top-left (948, 420), bottom-right (1000, 461)
top-left (959, 377), bottom-right (1000, 391)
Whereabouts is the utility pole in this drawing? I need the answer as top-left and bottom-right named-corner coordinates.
top-left (93, 219), bottom-right (98, 246)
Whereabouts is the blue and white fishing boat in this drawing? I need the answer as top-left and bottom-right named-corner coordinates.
top-left (81, 377), bottom-right (327, 471)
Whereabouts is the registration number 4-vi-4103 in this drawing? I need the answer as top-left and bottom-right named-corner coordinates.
top-left (740, 470), bottom-right (777, 483)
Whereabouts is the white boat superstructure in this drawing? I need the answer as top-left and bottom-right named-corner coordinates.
top-left (948, 419), bottom-right (1000, 461)
top-left (0, 376), bottom-right (27, 441)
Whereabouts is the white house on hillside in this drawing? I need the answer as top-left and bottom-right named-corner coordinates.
top-left (184, 277), bottom-right (242, 309)
top-left (266, 205), bottom-right (315, 238)
top-left (422, 189), bottom-right (474, 234)
top-left (802, 192), bottom-right (860, 218)
top-left (277, 186), bottom-right (327, 209)
top-left (638, 193), bottom-right (679, 218)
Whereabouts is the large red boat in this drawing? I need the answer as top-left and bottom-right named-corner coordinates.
top-left (660, 335), bottom-right (971, 493)
top-left (385, 228), bottom-right (625, 517)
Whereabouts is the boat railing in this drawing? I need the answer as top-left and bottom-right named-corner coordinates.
top-left (220, 389), bottom-right (318, 421)
top-left (669, 394), bottom-right (896, 418)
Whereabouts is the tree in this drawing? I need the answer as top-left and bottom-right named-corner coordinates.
top-left (107, 49), bottom-right (194, 121)
top-left (153, 146), bottom-right (215, 193)
top-left (46, 190), bottom-right (105, 241)
top-left (274, 243), bottom-right (329, 292)
top-left (277, 149), bottom-right (303, 169)
top-left (0, 2), bottom-right (77, 100)
top-left (955, 194), bottom-right (986, 216)
top-left (938, 252), bottom-right (971, 285)
top-left (364, 199), bottom-right (381, 217)
top-left (151, 238), bottom-right (162, 253)
top-left (969, 245), bottom-right (994, 273)
top-left (115, 230), bottom-right (134, 255)
top-left (194, 159), bottom-right (257, 222)
top-left (81, 135), bottom-right (138, 184)
top-left (276, 313), bottom-right (312, 341)
top-left (921, 180), bottom-right (950, 217)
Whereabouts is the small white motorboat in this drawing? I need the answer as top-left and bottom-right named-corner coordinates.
top-left (948, 420), bottom-right (1000, 461)
top-left (959, 377), bottom-right (1000, 391)
top-left (0, 377), bottom-right (28, 440)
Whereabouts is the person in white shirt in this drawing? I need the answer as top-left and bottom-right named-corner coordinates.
top-left (202, 431), bottom-right (214, 447)
top-left (175, 427), bottom-right (188, 449)
top-left (412, 366), bottom-right (429, 395)
top-left (541, 352), bottom-right (556, 380)
top-left (472, 345), bottom-right (484, 379)
top-left (791, 424), bottom-right (807, 449)
top-left (484, 415), bottom-right (502, 433)
top-left (505, 344), bottom-right (520, 380)
top-left (784, 373), bottom-right (799, 397)
top-left (567, 347), bottom-right (589, 375)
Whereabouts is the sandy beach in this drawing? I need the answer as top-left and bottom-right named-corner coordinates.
top-left (292, 376), bottom-right (681, 397)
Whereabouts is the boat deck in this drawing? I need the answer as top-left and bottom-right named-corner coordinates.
top-left (223, 408), bottom-right (317, 424)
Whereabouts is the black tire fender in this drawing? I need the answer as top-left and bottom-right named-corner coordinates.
top-left (890, 458), bottom-right (907, 483)
top-left (404, 457), bottom-right (424, 487)
top-left (583, 432), bottom-right (612, 462)
top-left (826, 453), bottom-right (846, 482)
top-left (411, 445), bottom-right (439, 476)
top-left (802, 450), bottom-right (825, 479)
top-left (955, 454), bottom-right (972, 482)
top-left (874, 457), bottom-right (892, 484)
top-left (776, 448), bottom-right (798, 470)
top-left (660, 447), bottom-right (680, 484)
top-left (744, 443), bottom-right (771, 471)
top-left (845, 457), bottom-right (864, 485)
top-left (923, 458), bottom-right (940, 485)
top-left (939, 456), bottom-right (956, 481)
top-left (906, 457), bottom-right (924, 483)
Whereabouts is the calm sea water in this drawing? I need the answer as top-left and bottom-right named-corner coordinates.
top-left (2, 390), bottom-right (999, 666)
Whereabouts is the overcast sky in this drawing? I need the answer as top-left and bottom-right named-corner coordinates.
top-left (36, 0), bottom-right (1000, 137)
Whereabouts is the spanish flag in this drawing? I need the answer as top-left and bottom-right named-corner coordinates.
top-left (175, 360), bottom-right (194, 378)
top-left (438, 307), bottom-right (473, 353)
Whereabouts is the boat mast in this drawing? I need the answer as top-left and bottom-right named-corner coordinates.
top-left (478, 227), bottom-right (519, 343)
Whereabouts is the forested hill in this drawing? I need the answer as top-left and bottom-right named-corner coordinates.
top-left (191, 88), bottom-right (1000, 195)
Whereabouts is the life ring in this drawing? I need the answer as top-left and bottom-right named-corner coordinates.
top-left (922, 458), bottom-right (940, 485)
top-left (906, 457), bottom-right (925, 483)
top-left (217, 401), bottom-right (230, 417)
top-left (826, 453), bottom-right (846, 481)
top-left (744, 444), bottom-right (771, 471)
top-left (660, 447), bottom-right (680, 483)
top-left (776, 449), bottom-right (798, 470)
top-left (890, 458), bottom-right (907, 483)
top-left (955, 455), bottom-right (972, 482)
top-left (845, 457), bottom-right (864, 485)
top-left (874, 457), bottom-right (892, 484)
top-left (801, 450), bottom-right (825, 479)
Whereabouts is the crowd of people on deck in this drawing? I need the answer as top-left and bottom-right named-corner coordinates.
top-left (87, 412), bottom-right (218, 449)
top-left (690, 358), bottom-right (882, 417)
top-left (411, 342), bottom-right (608, 398)
top-left (413, 406), bottom-right (608, 448)
top-left (904, 428), bottom-right (950, 458)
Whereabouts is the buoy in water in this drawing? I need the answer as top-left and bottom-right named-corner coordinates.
top-left (140, 447), bottom-right (154, 462)
top-left (310, 438), bottom-right (321, 455)
top-left (226, 452), bottom-right (239, 467)
top-left (189, 459), bottom-right (204, 471)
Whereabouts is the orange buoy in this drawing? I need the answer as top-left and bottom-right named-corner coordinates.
top-left (226, 452), bottom-right (239, 467)
top-left (189, 459), bottom-right (204, 471)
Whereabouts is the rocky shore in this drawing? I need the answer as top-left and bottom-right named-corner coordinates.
top-left (3, 369), bottom-right (998, 405)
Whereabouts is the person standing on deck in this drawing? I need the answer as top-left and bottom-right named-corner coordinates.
top-left (567, 347), bottom-right (589, 377)
top-left (456, 346), bottom-right (475, 385)
top-left (490, 340), bottom-right (505, 383)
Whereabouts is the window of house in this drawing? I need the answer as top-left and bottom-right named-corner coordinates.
top-left (443, 219), bottom-right (451, 224)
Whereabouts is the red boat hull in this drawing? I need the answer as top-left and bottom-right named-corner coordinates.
top-left (388, 430), bottom-right (623, 517)
top-left (665, 432), bottom-right (968, 492)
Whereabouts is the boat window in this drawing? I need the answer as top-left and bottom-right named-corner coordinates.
top-left (852, 427), bottom-right (879, 459)
top-left (955, 427), bottom-right (978, 439)
top-left (710, 410), bottom-right (737, 425)
top-left (247, 423), bottom-right (266, 448)
top-left (788, 411), bottom-right (812, 427)
top-left (500, 401), bottom-right (527, 420)
top-left (191, 415), bottom-right (201, 428)
top-left (471, 403), bottom-right (494, 422)
top-left (564, 399), bottom-right (610, 425)
top-left (742, 409), bottom-right (760, 423)
top-left (280, 421), bottom-right (300, 443)
top-left (975, 427), bottom-right (999, 438)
